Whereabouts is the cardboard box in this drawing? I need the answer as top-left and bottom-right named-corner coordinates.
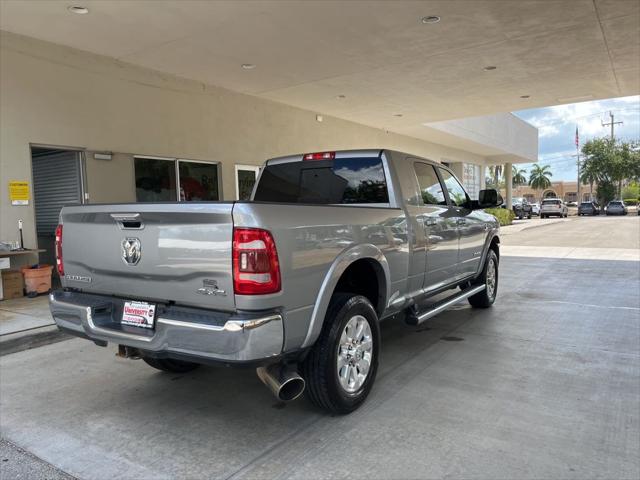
top-left (1, 270), bottom-right (24, 299)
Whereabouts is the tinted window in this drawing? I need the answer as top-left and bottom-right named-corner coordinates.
top-left (543, 199), bottom-right (561, 205)
top-left (413, 163), bottom-right (446, 205)
top-left (237, 168), bottom-right (258, 200)
top-left (253, 157), bottom-right (389, 204)
top-left (135, 158), bottom-right (177, 202)
top-left (178, 161), bottom-right (219, 201)
top-left (439, 168), bottom-right (469, 207)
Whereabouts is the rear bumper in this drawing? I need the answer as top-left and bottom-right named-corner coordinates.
top-left (49, 290), bottom-right (284, 363)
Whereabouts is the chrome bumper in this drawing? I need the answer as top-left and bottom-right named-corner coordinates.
top-left (49, 290), bottom-right (284, 362)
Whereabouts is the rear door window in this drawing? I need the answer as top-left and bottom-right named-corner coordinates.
top-left (413, 163), bottom-right (446, 205)
top-left (253, 157), bottom-right (389, 204)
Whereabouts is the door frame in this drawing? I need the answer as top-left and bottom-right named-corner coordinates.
top-left (234, 164), bottom-right (261, 200)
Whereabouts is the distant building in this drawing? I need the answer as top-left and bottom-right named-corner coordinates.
top-left (503, 181), bottom-right (595, 203)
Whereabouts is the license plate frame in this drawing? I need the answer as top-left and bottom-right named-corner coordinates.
top-left (121, 301), bottom-right (156, 329)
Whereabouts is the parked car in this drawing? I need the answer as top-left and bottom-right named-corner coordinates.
top-left (578, 201), bottom-right (598, 216)
top-left (566, 201), bottom-right (578, 207)
top-left (530, 202), bottom-right (540, 216)
top-left (510, 197), bottom-right (532, 219)
top-left (606, 200), bottom-right (628, 215)
top-left (49, 149), bottom-right (502, 414)
top-left (540, 198), bottom-right (568, 218)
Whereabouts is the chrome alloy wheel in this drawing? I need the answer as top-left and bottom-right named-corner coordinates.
top-left (486, 257), bottom-right (497, 300)
top-left (337, 315), bottom-right (373, 394)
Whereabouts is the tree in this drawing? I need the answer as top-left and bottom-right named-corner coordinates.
top-left (488, 165), bottom-right (503, 188)
top-left (581, 138), bottom-right (640, 200)
top-left (596, 180), bottom-right (616, 209)
top-left (512, 166), bottom-right (527, 188)
top-left (528, 164), bottom-right (553, 200)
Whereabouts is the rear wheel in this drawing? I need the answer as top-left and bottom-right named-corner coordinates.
top-left (468, 249), bottom-right (498, 308)
top-left (142, 357), bottom-right (200, 373)
top-left (302, 294), bottom-right (380, 414)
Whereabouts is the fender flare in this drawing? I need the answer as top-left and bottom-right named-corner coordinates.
top-left (300, 243), bottom-right (391, 348)
top-left (476, 230), bottom-right (500, 277)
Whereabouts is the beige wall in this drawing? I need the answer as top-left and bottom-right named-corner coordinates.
top-left (85, 152), bottom-right (136, 203)
top-left (1, 31), bottom-right (486, 261)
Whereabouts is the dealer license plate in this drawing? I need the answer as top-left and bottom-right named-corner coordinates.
top-left (121, 301), bottom-right (156, 329)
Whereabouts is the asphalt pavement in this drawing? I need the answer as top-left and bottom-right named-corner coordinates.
top-left (1, 215), bottom-right (638, 479)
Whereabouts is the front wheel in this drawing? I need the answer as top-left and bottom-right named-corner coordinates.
top-left (468, 249), bottom-right (498, 308)
top-left (302, 294), bottom-right (380, 414)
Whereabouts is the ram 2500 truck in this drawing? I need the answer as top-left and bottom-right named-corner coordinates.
top-left (50, 149), bottom-right (502, 414)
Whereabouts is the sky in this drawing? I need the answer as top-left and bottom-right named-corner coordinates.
top-left (513, 95), bottom-right (640, 181)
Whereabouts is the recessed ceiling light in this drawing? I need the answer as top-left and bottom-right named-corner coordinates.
top-left (483, 66), bottom-right (497, 71)
top-left (241, 64), bottom-right (256, 70)
top-left (336, 94), bottom-right (346, 99)
top-left (393, 113), bottom-right (403, 117)
top-left (520, 95), bottom-right (530, 99)
top-left (67, 5), bottom-right (89, 14)
top-left (421, 15), bottom-right (441, 24)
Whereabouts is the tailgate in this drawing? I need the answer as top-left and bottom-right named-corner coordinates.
top-left (60, 203), bottom-right (235, 311)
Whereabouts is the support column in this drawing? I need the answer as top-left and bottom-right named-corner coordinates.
top-left (505, 162), bottom-right (513, 210)
top-left (480, 165), bottom-right (486, 190)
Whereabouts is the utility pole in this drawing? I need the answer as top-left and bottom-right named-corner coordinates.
top-left (602, 111), bottom-right (623, 140)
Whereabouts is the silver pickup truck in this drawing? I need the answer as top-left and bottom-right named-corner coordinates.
top-left (50, 149), bottom-right (501, 414)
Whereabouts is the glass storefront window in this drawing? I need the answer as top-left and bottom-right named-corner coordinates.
top-left (235, 165), bottom-right (260, 200)
top-left (134, 157), bottom-right (176, 202)
top-left (134, 157), bottom-right (219, 202)
top-left (178, 161), bottom-right (219, 201)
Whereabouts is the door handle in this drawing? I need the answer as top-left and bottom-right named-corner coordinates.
top-left (424, 218), bottom-right (437, 227)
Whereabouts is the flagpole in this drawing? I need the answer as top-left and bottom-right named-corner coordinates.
top-left (576, 126), bottom-right (581, 203)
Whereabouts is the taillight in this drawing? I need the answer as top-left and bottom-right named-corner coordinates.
top-left (303, 151), bottom-right (335, 161)
top-left (233, 228), bottom-right (281, 295)
top-left (55, 224), bottom-right (64, 276)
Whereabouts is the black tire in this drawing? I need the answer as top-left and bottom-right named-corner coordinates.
top-left (527, 214), bottom-right (532, 219)
top-left (302, 294), bottom-right (380, 414)
top-left (541, 214), bottom-right (545, 219)
top-left (142, 357), bottom-right (200, 373)
top-left (468, 249), bottom-right (498, 308)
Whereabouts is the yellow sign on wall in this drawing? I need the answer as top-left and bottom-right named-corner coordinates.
top-left (9, 181), bottom-right (30, 206)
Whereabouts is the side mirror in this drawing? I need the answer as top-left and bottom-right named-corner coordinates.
top-left (477, 189), bottom-right (503, 208)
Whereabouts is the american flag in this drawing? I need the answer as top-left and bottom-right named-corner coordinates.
top-left (575, 126), bottom-right (579, 147)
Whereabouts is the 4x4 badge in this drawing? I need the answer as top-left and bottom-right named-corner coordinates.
top-left (121, 237), bottom-right (141, 266)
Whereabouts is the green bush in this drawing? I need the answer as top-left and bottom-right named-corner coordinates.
top-left (621, 183), bottom-right (639, 200)
top-left (623, 198), bottom-right (638, 206)
top-left (485, 208), bottom-right (515, 226)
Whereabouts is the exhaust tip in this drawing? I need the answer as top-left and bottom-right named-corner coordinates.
top-left (278, 377), bottom-right (305, 402)
top-left (257, 365), bottom-right (306, 402)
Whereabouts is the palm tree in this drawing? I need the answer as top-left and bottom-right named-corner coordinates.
top-left (528, 164), bottom-right (553, 201)
top-left (579, 159), bottom-right (598, 201)
top-left (512, 166), bottom-right (527, 188)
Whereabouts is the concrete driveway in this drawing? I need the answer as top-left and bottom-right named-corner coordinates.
top-left (1, 216), bottom-right (638, 479)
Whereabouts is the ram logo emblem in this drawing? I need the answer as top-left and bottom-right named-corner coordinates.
top-left (121, 238), bottom-right (141, 266)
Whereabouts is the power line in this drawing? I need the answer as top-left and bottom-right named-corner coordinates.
top-left (522, 107), bottom-right (639, 128)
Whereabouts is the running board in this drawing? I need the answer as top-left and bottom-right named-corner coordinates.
top-left (405, 284), bottom-right (486, 326)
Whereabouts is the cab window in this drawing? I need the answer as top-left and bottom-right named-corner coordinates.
top-left (413, 163), bottom-right (446, 205)
top-left (438, 168), bottom-right (469, 207)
